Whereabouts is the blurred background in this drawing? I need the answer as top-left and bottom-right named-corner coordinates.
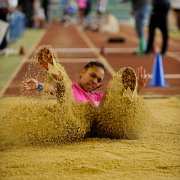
top-left (0, 0), bottom-right (179, 46)
top-left (0, 0), bottom-right (180, 97)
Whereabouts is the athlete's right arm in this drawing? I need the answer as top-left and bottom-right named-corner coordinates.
top-left (23, 78), bottom-right (55, 93)
top-left (23, 78), bottom-right (39, 91)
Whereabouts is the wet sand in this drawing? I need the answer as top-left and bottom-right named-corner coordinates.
top-left (0, 97), bottom-right (180, 179)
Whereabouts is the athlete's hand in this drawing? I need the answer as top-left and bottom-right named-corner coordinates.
top-left (136, 66), bottom-right (149, 93)
top-left (23, 78), bottom-right (39, 91)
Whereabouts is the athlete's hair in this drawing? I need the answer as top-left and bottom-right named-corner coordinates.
top-left (83, 61), bottom-right (106, 72)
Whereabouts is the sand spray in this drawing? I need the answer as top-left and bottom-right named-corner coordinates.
top-left (0, 46), bottom-right (151, 149)
top-left (95, 68), bottom-right (151, 139)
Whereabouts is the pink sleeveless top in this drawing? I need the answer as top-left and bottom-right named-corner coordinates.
top-left (72, 83), bottom-right (103, 107)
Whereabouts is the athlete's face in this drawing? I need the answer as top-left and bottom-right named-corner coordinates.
top-left (79, 66), bottom-right (105, 92)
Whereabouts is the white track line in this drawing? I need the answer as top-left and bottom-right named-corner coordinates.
top-left (149, 74), bottom-right (180, 79)
top-left (59, 58), bottom-right (99, 63)
top-left (0, 30), bottom-right (46, 98)
top-left (54, 48), bottom-right (180, 61)
top-left (53, 47), bottom-right (137, 53)
top-left (54, 48), bottom-right (96, 53)
top-left (75, 26), bottom-right (116, 76)
top-left (167, 52), bottom-right (180, 62)
top-left (32, 58), bottom-right (98, 63)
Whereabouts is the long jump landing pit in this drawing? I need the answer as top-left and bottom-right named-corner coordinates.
top-left (0, 23), bottom-right (180, 179)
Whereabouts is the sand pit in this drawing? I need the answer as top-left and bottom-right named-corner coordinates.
top-left (0, 97), bottom-right (179, 179)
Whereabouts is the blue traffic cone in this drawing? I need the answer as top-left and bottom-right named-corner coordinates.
top-left (150, 53), bottom-right (167, 87)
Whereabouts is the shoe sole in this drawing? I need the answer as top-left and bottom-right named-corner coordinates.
top-left (36, 46), bottom-right (55, 71)
top-left (122, 67), bottom-right (137, 91)
top-left (36, 46), bottom-right (63, 81)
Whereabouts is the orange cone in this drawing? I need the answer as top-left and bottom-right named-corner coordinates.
top-left (19, 46), bottom-right (25, 55)
top-left (100, 46), bottom-right (105, 55)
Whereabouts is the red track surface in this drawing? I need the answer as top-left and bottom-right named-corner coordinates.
top-left (4, 23), bottom-right (180, 97)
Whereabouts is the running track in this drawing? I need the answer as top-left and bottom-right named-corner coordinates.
top-left (3, 23), bottom-right (180, 97)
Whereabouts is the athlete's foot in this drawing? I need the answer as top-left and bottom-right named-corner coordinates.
top-left (122, 67), bottom-right (137, 91)
top-left (36, 46), bottom-right (56, 70)
top-left (36, 46), bottom-right (62, 81)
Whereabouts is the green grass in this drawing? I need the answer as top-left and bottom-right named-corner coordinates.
top-left (0, 29), bottom-right (44, 91)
